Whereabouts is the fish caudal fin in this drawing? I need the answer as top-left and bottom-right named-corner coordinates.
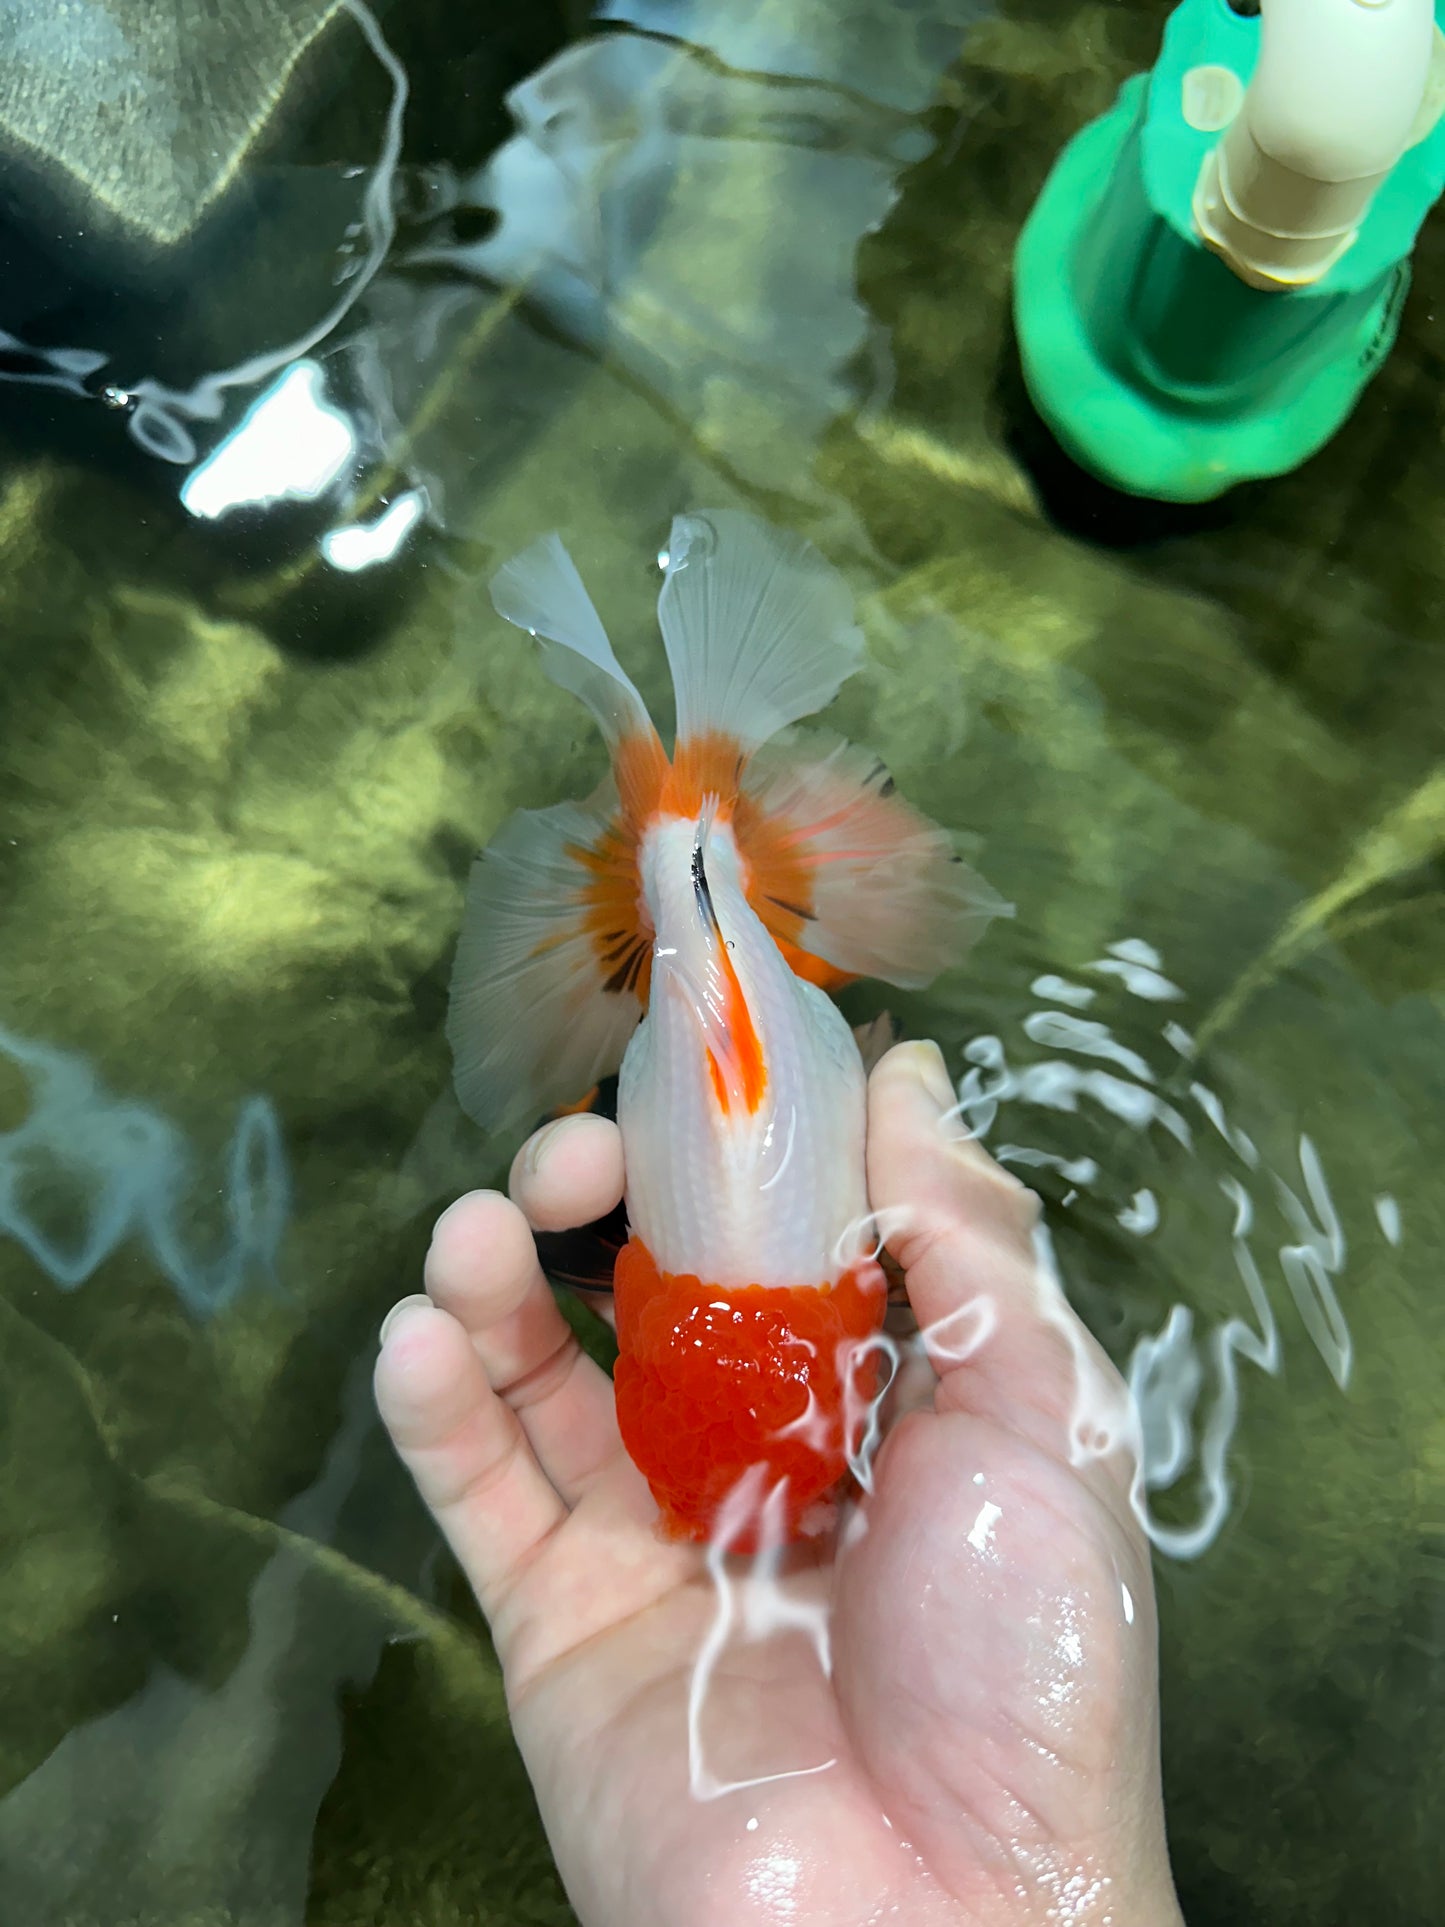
top-left (491, 531), bottom-right (657, 752)
top-left (447, 790), bottom-right (646, 1133)
top-left (658, 510), bottom-right (866, 754)
top-left (462, 513), bottom-right (1004, 1137)
top-left (739, 729), bottom-right (1013, 991)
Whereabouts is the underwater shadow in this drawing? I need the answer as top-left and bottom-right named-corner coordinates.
top-left (991, 310), bottom-right (1263, 551)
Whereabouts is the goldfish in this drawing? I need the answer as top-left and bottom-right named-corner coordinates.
top-left (448, 508), bottom-right (1006, 1544)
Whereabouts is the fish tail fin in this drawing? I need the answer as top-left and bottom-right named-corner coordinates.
top-left (737, 729), bottom-right (1012, 993)
top-left (447, 786), bottom-right (651, 1133)
top-left (490, 531), bottom-right (667, 815)
top-left (657, 512), bottom-right (866, 798)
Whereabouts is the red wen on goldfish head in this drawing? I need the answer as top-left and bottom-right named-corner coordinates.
top-left (447, 508), bottom-right (1008, 1544)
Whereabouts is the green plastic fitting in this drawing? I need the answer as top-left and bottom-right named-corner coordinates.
top-left (1013, 0), bottom-right (1445, 502)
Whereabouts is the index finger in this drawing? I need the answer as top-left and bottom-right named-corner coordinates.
top-left (508, 1112), bottom-right (625, 1230)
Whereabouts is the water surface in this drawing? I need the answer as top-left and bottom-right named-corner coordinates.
top-left (1, 2), bottom-right (1442, 1922)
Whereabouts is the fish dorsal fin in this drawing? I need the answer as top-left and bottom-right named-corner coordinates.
top-left (491, 532), bottom-right (655, 748)
top-left (657, 510), bottom-right (866, 754)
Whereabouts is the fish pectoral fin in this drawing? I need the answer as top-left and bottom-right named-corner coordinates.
top-left (447, 785), bottom-right (645, 1133)
top-left (740, 728), bottom-right (1012, 992)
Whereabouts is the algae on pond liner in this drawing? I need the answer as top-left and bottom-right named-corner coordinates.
top-left (0, 1), bottom-right (1442, 1924)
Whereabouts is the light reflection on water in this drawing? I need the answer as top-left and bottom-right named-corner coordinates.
top-left (0, 0), bottom-right (991, 549)
top-left (952, 938), bottom-right (1364, 1560)
top-left (0, 1023), bottom-right (288, 1314)
top-left (0, 0), bottom-right (1439, 1922)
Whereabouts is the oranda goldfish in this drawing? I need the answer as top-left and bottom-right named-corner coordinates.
top-left (448, 508), bottom-right (1006, 1544)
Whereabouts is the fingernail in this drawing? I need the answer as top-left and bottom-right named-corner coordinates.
top-left (522, 1111), bottom-right (599, 1176)
top-left (903, 1039), bottom-right (956, 1115)
top-left (379, 1294), bottom-right (432, 1347)
top-left (523, 1117), bottom-right (567, 1174)
top-left (431, 1189), bottom-right (501, 1242)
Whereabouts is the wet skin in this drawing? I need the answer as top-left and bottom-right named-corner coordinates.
top-left (375, 1042), bottom-right (1186, 1927)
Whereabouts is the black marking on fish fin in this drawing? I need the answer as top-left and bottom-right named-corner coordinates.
top-left (767, 894), bottom-right (814, 922)
top-left (535, 1201), bottom-right (628, 1296)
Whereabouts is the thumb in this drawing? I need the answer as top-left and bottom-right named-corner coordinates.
top-left (867, 1041), bottom-right (1136, 1497)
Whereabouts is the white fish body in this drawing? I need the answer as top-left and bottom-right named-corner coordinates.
top-left (619, 811), bottom-right (868, 1290)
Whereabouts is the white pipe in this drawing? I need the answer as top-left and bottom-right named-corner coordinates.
top-left (1193, 0), bottom-right (1436, 289)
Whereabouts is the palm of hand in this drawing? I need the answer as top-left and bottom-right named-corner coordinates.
top-left (377, 1046), bottom-right (1176, 1927)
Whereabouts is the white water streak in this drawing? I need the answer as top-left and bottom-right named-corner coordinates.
top-left (689, 1474), bottom-right (838, 1801)
top-left (952, 941), bottom-right (1363, 1559)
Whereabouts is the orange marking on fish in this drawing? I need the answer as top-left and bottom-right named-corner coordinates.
top-left (771, 937), bottom-right (854, 993)
top-left (661, 730), bottom-right (745, 819)
top-left (572, 817), bottom-right (654, 1006)
top-left (705, 920), bottom-right (768, 1114)
top-left (733, 781), bottom-right (858, 993)
top-left (613, 1237), bottom-right (887, 1549)
top-left (704, 1049), bottom-right (729, 1111)
top-left (613, 730), bottom-right (671, 830)
top-left (553, 726), bottom-right (855, 1015)
top-left (546, 731), bottom-right (672, 1009)
top-left (552, 1084), bottom-right (600, 1117)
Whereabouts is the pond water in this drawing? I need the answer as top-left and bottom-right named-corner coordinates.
top-left (1, 1), bottom-right (1442, 1922)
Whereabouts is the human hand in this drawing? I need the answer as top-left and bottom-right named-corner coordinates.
top-left (375, 1042), bottom-right (1185, 1927)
